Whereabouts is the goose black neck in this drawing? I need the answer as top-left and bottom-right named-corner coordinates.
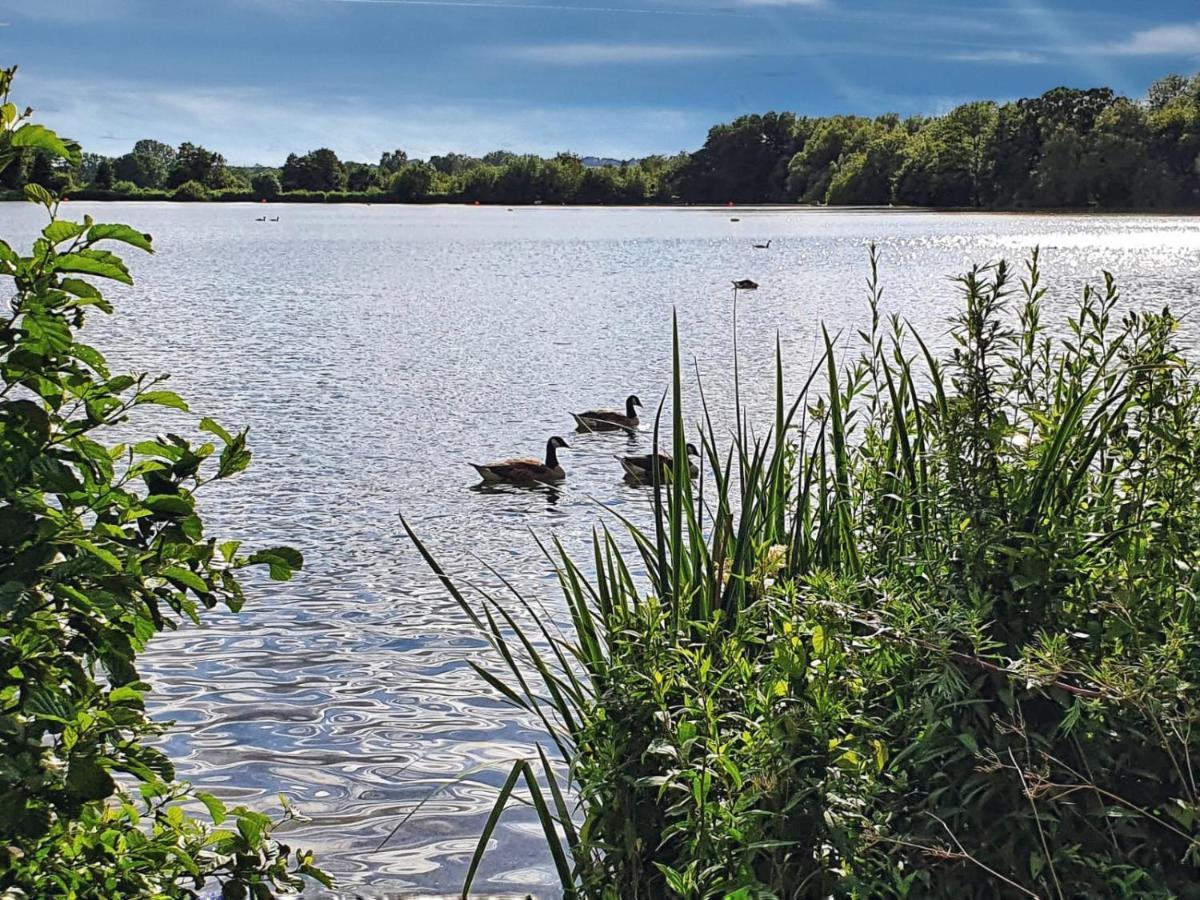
top-left (545, 439), bottom-right (560, 468)
top-left (625, 396), bottom-right (637, 418)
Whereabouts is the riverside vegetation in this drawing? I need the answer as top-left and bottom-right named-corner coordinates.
top-left (409, 249), bottom-right (1200, 897)
top-left (0, 68), bottom-right (329, 897)
top-left (4, 72), bottom-right (1200, 209)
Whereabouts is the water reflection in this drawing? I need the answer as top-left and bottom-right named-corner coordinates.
top-left (0, 203), bottom-right (1195, 896)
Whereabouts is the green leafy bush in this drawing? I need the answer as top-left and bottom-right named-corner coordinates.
top-left (0, 65), bottom-right (329, 898)
top-left (412, 249), bottom-right (1200, 897)
top-left (170, 179), bottom-right (209, 201)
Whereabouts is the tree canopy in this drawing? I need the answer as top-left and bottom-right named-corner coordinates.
top-left (8, 72), bottom-right (1200, 209)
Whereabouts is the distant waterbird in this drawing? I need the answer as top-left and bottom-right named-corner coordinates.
top-left (471, 436), bottom-right (570, 484)
top-left (730, 217), bottom-right (741, 222)
top-left (572, 394), bottom-right (642, 433)
top-left (732, 279), bottom-right (759, 291)
top-left (753, 239), bottom-right (771, 249)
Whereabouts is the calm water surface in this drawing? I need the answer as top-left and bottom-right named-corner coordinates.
top-left (3, 203), bottom-right (1197, 895)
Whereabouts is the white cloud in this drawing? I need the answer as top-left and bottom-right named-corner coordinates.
top-left (1100, 23), bottom-right (1200, 56)
top-left (494, 41), bottom-right (741, 64)
top-left (16, 70), bottom-right (711, 163)
top-left (946, 49), bottom-right (1045, 64)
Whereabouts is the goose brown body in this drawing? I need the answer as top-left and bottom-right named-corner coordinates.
top-left (573, 394), bottom-right (642, 433)
top-left (471, 436), bottom-right (569, 484)
top-left (619, 443), bottom-right (700, 481)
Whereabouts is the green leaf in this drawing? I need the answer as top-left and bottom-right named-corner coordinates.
top-left (11, 123), bottom-right (81, 165)
top-left (42, 219), bottom-right (87, 245)
top-left (200, 417), bottom-right (234, 445)
top-left (87, 223), bottom-right (153, 253)
top-left (54, 249), bottom-right (132, 285)
top-left (143, 494), bottom-right (194, 516)
top-left (246, 546), bottom-right (304, 581)
top-left (78, 540), bottom-right (123, 572)
top-left (65, 757), bottom-right (116, 802)
top-left (136, 390), bottom-right (189, 411)
top-left (159, 565), bottom-right (209, 594)
top-left (23, 183), bottom-right (54, 208)
top-left (197, 791), bottom-right (228, 826)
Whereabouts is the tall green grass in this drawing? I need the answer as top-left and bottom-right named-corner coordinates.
top-left (407, 248), bottom-right (1200, 898)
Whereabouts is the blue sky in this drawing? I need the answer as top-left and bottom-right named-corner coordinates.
top-left (2, 0), bottom-right (1197, 164)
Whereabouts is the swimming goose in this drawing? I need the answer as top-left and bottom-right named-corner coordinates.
top-left (471, 436), bottom-right (569, 484)
top-left (753, 240), bottom-right (771, 249)
top-left (572, 394), bottom-right (642, 433)
top-left (732, 279), bottom-right (759, 291)
top-left (619, 442), bottom-right (700, 481)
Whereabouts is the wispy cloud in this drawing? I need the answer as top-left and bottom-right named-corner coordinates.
top-left (1099, 23), bottom-right (1200, 56)
top-left (18, 70), bottom-right (713, 162)
top-left (946, 49), bottom-right (1045, 64)
top-left (494, 41), bottom-right (741, 64)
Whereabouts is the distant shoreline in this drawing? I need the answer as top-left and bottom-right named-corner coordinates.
top-left (2, 196), bottom-right (1197, 216)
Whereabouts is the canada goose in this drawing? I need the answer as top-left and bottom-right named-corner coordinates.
top-left (730, 217), bottom-right (741, 222)
top-left (269, 216), bottom-right (280, 222)
top-left (619, 443), bottom-right (700, 481)
top-left (732, 279), bottom-right (759, 291)
top-left (471, 436), bottom-right (569, 484)
top-left (572, 394), bottom-right (642, 433)
top-left (255, 216), bottom-right (267, 222)
top-left (753, 240), bottom-right (771, 249)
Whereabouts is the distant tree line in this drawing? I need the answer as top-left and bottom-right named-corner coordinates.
top-left (4, 73), bottom-right (1199, 208)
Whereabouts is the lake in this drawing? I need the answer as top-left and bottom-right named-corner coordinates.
top-left (2, 203), bottom-right (1197, 896)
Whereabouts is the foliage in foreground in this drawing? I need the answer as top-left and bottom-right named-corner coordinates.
top-left (411, 249), bottom-right (1200, 897)
top-left (0, 67), bottom-right (328, 898)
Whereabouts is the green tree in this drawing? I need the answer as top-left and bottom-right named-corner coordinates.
top-left (0, 64), bottom-right (328, 898)
top-left (344, 161), bottom-right (379, 192)
top-left (825, 129), bottom-right (909, 205)
top-left (167, 142), bottom-right (230, 189)
top-left (675, 112), bottom-right (801, 202)
top-left (390, 161), bottom-right (434, 200)
top-left (132, 138), bottom-right (176, 170)
top-left (1147, 73), bottom-right (1191, 111)
top-left (113, 151), bottom-right (166, 189)
top-left (251, 170), bottom-right (281, 199)
top-left (280, 148), bottom-right (346, 192)
top-left (378, 148), bottom-right (408, 174)
top-left (92, 157), bottom-right (114, 189)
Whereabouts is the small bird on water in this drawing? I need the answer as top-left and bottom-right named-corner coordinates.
top-left (471, 436), bottom-right (570, 484)
top-left (732, 279), bottom-right (759, 291)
